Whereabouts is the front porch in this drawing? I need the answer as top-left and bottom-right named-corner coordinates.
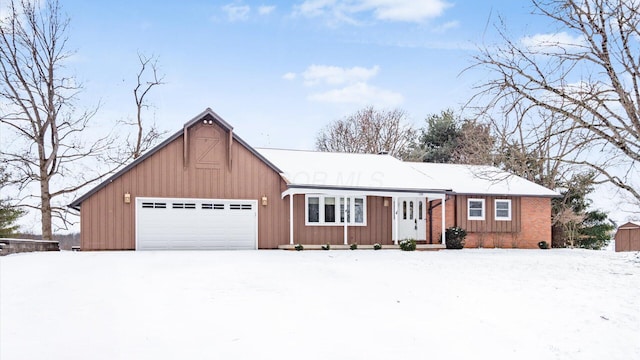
top-left (283, 187), bottom-right (449, 247)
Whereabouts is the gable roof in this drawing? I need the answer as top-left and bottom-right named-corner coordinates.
top-left (256, 148), bottom-right (450, 194)
top-left (408, 162), bottom-right (560, 197)
top-left (69, 108), bottom-right (281, 210)
top-left (618, 221), bottom-right (640, 229)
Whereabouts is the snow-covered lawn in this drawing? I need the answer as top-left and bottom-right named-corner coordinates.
top-left (1, 249), bottom-right (639, 360)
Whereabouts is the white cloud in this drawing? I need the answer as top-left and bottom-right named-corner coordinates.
top-left (286, 64), bottom-right (402, 105)
top-left (432, 20), bottom-right (459, 33)
top-left (521, 32), bottom-right (586, 51)
top-left (302, 65), bottom-right (380, 86)
top-left (308, 82), bottom-right (404, 106)
top-left (222, 3), bottom-right (251, 22)
top-left (282, 72), bottom-right (297, 80)
top-left (258, 5), bottom-right (276, 15)
top-left (294, 0), bottom-right (337, 17)
top-left (366, 0), bottom-right (451, 22)
top-left (294, 0), bottom-right (451, 23)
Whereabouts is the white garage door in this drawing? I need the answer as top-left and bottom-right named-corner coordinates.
top-left (136, 197), bottom-right (257, 250)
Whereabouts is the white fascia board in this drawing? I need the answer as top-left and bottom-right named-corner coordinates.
top-left (281, 187), bottom-right (446, 200)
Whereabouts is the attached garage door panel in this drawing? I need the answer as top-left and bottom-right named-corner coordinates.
top-left (136, 198), bottom-right (257, 250)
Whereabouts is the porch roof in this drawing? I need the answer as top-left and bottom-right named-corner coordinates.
top-left (256, 148), bottom-right (451, 196)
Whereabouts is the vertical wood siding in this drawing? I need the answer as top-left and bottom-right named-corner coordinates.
top-left (80, 121), bottom-right (288, 250)
top-left (455, 195), bottom-right (521, 233)
top-left (615, 225), bottom-right (640, 252)
top-left (292, 195), bottom-right (393, 245)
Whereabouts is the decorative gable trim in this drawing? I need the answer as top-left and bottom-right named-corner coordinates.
top-left (69, 108), bottom-right (281, 210)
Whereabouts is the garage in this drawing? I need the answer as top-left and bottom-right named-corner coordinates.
top-left (136, 197), bottom-right (258, 250)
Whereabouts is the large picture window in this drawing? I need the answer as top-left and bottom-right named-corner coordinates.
top-left (467, 198), bottom-right (485, 220)
top-left (305, 195), bottom-right (367, 226)
top-left (495, 199), bottom-right (512, 221)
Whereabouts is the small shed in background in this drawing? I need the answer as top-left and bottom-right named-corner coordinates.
top-left (615, 222), bottom-right (640, 252)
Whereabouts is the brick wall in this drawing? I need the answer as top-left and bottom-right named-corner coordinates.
top-left (429, 197), bottom-right (456, 244)
top-left (430, 196), bottom-right (552, 249)
top-left (462, 197), bottom-right (551, 249)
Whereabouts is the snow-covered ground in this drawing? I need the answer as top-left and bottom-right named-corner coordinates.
top-left (1, 249), bottom-right (639, 360)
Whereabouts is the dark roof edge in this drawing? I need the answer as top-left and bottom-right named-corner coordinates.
top-left (69, 108), bottom-right (282, 210)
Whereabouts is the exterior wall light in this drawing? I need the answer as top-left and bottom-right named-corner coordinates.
top-left (124, 193), bottom-right (131, 204)
top-left (261, 196), bottom-right (268, 206)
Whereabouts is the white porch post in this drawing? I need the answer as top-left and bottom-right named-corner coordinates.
top-left (441, 196), bottom-right (446, 246)
top-left (394, 196), bottom-right (399, 245)
top-left (343, 196), bottom-right (348, 245)
top-left (289, 194), bottom-right (294, 245)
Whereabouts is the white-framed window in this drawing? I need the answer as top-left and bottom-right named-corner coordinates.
top-left (305, 195), bottom-right (367, 226)
top-left (495, 199), bottom-right (512, 221)
top-left (467, 198), bottom-right (485, 220)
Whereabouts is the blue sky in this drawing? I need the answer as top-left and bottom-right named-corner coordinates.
top-left (60, 0), bottom-right (546, 150)
top-left (9, 0), bottom-right (634, 230)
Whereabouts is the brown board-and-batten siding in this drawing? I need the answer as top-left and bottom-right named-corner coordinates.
top-left (292, 195), bottom-right (393, 245)
top-left (79, 119), bottom-right (288, 250)
top-left (615, 222), bottom-right (640, 252)
top-left (455, 195), bottom-right (522, 233)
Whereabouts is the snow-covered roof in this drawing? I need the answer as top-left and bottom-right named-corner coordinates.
top-left (256, 148), bottom-right (450, 194)
top-left (408, 162), bottom-right (560, 197)
top-left (256, 148), bottom-right (559, 197)
top-left (619, 221), bottom-right (640, 229)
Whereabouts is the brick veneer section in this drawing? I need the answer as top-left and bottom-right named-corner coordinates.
top-left (430, 196), bottom-right (552, 249)
top-left (0, 239), bottom-right (60, 256)
top-left (465, 197), bottom-right (551, 248)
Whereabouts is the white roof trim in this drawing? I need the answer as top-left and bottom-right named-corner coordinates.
top-left (282, 187), bottom-right (447, 199)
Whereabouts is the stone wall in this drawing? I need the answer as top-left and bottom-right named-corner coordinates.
top-left (0, 238), bottom-right (60, 256)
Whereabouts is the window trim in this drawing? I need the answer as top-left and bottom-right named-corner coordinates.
top-left (305, 194), bottom-right (367, 226)
top-left (494, 199), bottom-right (512, 221)
top-left (467, 198), bottom-right (485, 220)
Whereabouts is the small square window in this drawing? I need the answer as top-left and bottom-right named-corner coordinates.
top-left (468, 199), bottom-right (485, 220)
top-left (495, 199), bottom-right (512, 221)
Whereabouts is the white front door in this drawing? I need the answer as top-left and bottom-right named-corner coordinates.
top-left (398, 197), bottom-right (427, 241)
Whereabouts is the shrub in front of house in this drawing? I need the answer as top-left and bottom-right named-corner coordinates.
top-left (538, 241), bottom-right (549, 249)
top-left (373, 243), bottom-right (382, 250)
top-left (399, 238), bottom-right (417, 251)
top-left (350, 243), bottom-right (357, 250)
top-left (294, 243), bottom-right (304, 251)
top-left (445, 226), bottom-right (467, 249)
top-left (322, 243), bottom-right (330, 250)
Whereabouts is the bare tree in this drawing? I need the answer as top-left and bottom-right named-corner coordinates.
top-left (0, 0), bottom-right (114, 239)
top-left (315, 106), bottom-right (417, 159)
top-left (469, 0), bottom-right (640, 205)
top-left (129, 52), bottom-right (164, 159)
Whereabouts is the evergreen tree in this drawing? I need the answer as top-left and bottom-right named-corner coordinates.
top-left (0, 166), bottom-right (23, 237)
top-left (579, 210), bottom-right (615, 250)
top-left (0, 200), bottom-right (24, 237)
top-left (414, 109), bottom-right (495, 164)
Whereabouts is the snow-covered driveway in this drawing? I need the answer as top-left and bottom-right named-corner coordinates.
top-left (1, 249), bottom-right (638, 360)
